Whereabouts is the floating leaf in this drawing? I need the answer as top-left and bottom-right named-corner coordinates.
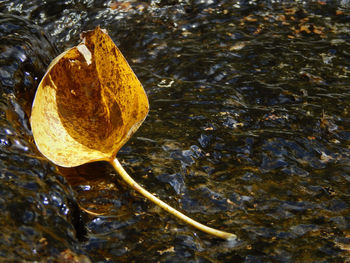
top-left (31, 27), bottom-right (149, 167)
top-left (31, 27), bottom-right (236, 240)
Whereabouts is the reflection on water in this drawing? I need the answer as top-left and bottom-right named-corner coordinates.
top-left (1, 0), bottom-right (350, 262)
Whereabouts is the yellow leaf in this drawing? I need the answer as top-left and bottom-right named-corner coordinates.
top-left (31, 26), bottom-right (149, 167)
top-left (30, 27), bottom-right (236, 240)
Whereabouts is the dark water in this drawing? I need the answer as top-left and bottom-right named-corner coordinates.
top-left (1, 0), bottom-right (350, 262)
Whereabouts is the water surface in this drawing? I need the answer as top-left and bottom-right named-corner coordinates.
top-left (1, 0), bottom-right (350, 262)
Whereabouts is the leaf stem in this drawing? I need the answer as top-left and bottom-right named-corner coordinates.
top-left (111, 158), bottom-right (237, 240)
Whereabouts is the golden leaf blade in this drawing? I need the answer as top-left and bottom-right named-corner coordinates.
top-left (31, 27), bottom-right (149, 167)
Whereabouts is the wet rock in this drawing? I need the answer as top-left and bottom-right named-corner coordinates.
top-left (2, 0), bottom-right (350, 262)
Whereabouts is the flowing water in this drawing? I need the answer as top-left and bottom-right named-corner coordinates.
top-left (1, 0), bottom-right (350, 262)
